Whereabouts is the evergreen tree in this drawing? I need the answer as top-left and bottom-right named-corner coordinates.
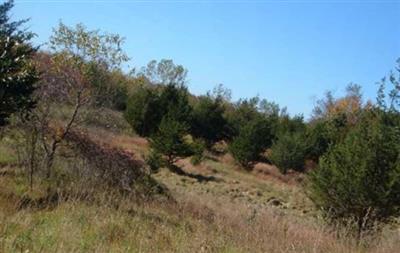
top-left (0, 0), bottom-right (37, 126)
top-left (124, 83), bottom-right (192, 137)
top-left (191, 94), bottom-right (227, 146)
top-left (150, 115), bottom-right (193, 167)
top-left (229, 117), bottom-right (274, 168)
top-left (270, 132), bottom-right (308, 174)
top-left (124, 86), bottom-right (161, 137)
top-left (158, 83), bottom-right (192, 124)
top-left (308, 109), bottom-right (400, 234)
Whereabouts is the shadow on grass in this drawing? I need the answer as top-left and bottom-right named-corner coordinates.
top-left (167, 164), bottom-right (223, 183)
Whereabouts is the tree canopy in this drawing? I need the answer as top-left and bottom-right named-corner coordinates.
top-left (0, 0), bottom-right (37, 126)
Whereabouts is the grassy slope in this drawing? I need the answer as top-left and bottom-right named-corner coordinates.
top-left (0, 110), bottom-right (399, 252)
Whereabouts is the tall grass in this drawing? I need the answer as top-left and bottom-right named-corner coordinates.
top-left (0, 168), bottom-right (399, 253)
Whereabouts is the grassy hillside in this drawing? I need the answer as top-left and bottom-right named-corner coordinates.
top-left (0, 110), bottom-right (399, 253)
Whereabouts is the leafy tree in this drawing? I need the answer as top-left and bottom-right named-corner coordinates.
top-left (229, 117), bottom-right (274, 168)
top-left (308, 109), bottom-right (400, 234)
top-left (50, 22), bottom-right (128, 68)
top-left (49, 21), bottom-right (129, 108)
top-left (138, 59), bottom-right (187, 86)
top-left (191, 94), bottom-right (227, 146)
top-left (270, 132), bottom-right (308, 174)
top-left (0, 0), bottom-right (37, 126)
top-left (27, 21), bottom-right (128, 177)
top-left (311, 83), bottom-right (363, 123)
top-left (150, 115), bottom-right (193, 167)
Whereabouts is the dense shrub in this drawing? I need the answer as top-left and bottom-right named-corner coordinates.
top-left (229, 117), bottom-right (274, 168)
top-left (270, 132), bottom-right (308, 174)
top-left (305, 120), bottom-right (331, 161)
top-left (146, 150), bottom-right (163, 173)
top-left (190, 139), bottom-right (206, 165)
top-left (305, 111), bottom-right (363, 162)
top-left (277, 114), bottom-right (306, 136)
top-left (150, 116), bottom-right (194, 167)
top-left (124, 86), bottom-right (161, 137)
top-left (224, 97), bottom-right (261, 139)
top-left (308, 109), bottom-right (400, 234)
top-left (158, 83), bottom-right (192, 124)
top-left (87, 64), bottom-right (129, 110)
top-left (124, 83), bottom-right (192, 137)
top-left (191, 95), bottom-right (227, 146)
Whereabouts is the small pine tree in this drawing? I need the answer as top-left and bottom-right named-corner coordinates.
top-left (124, 86), bottom-right (161, 137)
top-left (270, 132), bottom-right (308, 174)
top-left (308, 109), bottom-right (400, 234)
top-left (305, 120), bottom-right (331, 161)
top-left (0, 0), bottom-right (37, 126)
top-left (229, 117), bottom-right (274, 168)
top-left (158, 83), bottom-right (192, 124)
top-left (191, 94), bottom-right (227, 146)
top-left (150, 115), bottom-right (193, 167)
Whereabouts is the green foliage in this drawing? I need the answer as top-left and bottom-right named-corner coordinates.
top-left (138, 59), bottom-right (187, 86)
top-left (229, 117), bottom-right (274, 168)
top-left (191, 94), bottom-right (227, 146)
top-left (0, 0), bottom-right (37, 126)
top-left (224, 97), bottom-right (282, 168)
top-left (225, 97), bottom-right (261, 139)
top-left (308, 109), bottom-right (400, 233)
top-left (49, 22), bottom-right (128, 68)
top-left (305, 120), bottom-right (331, 161)
top-left (377, 58), bottom-right (400, 112)
top-left (124, 83), bottom-right (192, 137)
top-left (277, 114), bottom-right (306, 136)
top-left (190, 139), bottom-right (206, 165)
top-left (124, 86), bottom-right (161, 137)
top-left (158, 83), bottom-right (192, 124)
top-left (270, 132), bottom-right (308, 174)
top-left (150, 116), bottom-right (193, 167)
top-left (306, 111), bottom-right (360, 162)
top-left (49, 22), bottom-right (129, 109)
top-left (86, 63), bottom-right (129, 110)
top-left (146, 150), bottom-right (163, 173)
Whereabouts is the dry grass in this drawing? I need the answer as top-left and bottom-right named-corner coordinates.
top-left (0, 171), bottom-right (399, 253)
top-left (1, 123), bottom-right (399, 253)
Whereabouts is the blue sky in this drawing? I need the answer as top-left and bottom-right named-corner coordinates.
top-left (10, 0), bottom-right (400, 117)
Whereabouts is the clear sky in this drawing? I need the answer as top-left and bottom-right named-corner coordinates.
top-left (10, 0), bottom-right (400, 117)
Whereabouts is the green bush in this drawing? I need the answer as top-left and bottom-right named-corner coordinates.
top-left (190, 139), bottom-right (206, 165)
top-left (191, 95), bottom-right (227, 147)
top-left (146, 150), bottom-right (163, 173)
top-left (124, 84), bottom-right (192, 137)
top-left (224, 97), bottom-right (262, 139)
top-left (270, 132), bottom-right (308, 174)
top-left (229, 117), bottom-right (274, 168)
top-left (305, 120), bottom-right (331, 161)
top-left (308, 109), bottom-right (400, 234)
top-left (124, 86), bottom-right (161, 137)
top-left (150, 116), bottom-right (193, 167)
